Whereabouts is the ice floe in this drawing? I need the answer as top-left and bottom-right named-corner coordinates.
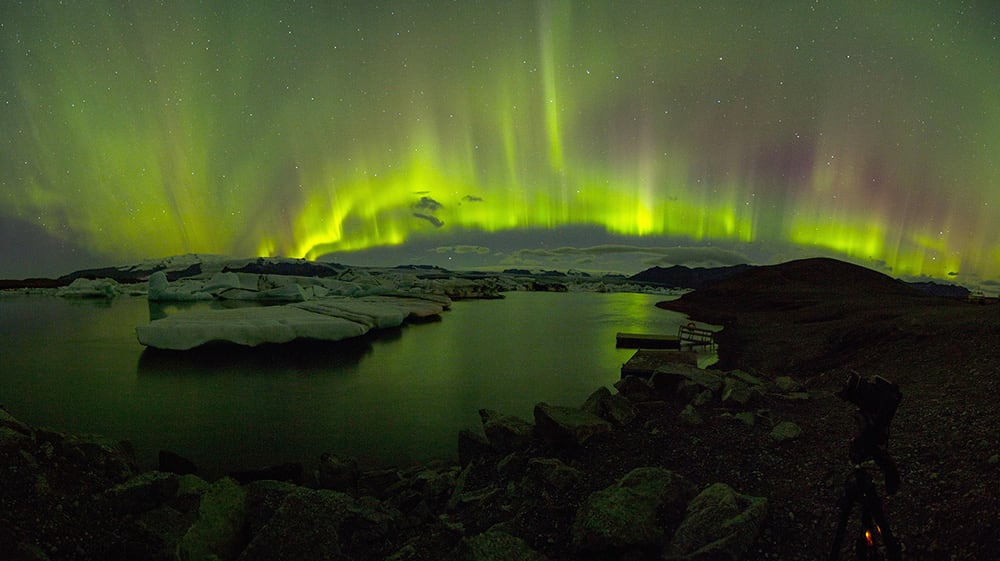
top-left (135, 294), bottom-right (451, 350)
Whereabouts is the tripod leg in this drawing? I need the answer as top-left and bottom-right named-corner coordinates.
top-left (829, 481), bottom-right (859, 561)
top-left (865, 488), bottom-right (902, 561)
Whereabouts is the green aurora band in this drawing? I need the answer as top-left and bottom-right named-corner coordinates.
top-left (2, 2), bottom-right (998, 281)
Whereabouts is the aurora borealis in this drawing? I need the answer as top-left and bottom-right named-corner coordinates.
top-left (2, 2), bottom-right (999, 287)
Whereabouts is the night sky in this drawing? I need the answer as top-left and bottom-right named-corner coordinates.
top-left (2, 2), bottom-right (998, 288)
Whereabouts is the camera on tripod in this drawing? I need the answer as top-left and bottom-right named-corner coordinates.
top-left (829, 372), bottom-right (904, 561)
top-left (836, 372), bottom-right (902, 495)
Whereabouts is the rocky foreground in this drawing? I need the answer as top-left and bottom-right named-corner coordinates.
top-left (2, 257), bottom-right (998, 561)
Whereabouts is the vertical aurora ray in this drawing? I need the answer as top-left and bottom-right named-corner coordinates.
top-left (1, 1), bottom-right (997, 282)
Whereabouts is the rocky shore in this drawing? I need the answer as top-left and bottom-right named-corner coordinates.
top-left (2, 257), bottom-right (997, 560)
top-left (2, 359), bottom-right (795, 561)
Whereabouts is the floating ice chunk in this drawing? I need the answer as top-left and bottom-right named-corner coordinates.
top-left (201, 272), bottom-right (242, 292)
top-left (216, 283), bottom-right (307, 302)
top-left (135, 305), bottom-right (370, 350)
top-left (57, 278), bottom-right (121, 299)
top-left (147, 271), bottom-right (212, 302)
top-left (361, 294), bottom-right (450, 318)
top-left (294, 298), bottom-right (407, 329)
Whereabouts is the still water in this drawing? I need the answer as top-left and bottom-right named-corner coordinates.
top-left (0, 291), bottom-right (709, 476)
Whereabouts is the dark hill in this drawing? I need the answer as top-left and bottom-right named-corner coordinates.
top-left (628, 263), bottom-right (752, 289)
top-left (660, 258), bottom-right (921, 317)
top-left (657, 257), bottom-right (964, 374)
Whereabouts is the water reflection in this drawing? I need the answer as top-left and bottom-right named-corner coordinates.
top-left (2, 290), bottom-right (712, 477)
top-left (136, 337), bottom-right (376, 377)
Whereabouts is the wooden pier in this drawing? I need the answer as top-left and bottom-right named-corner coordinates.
top-left (616, 332), bottom-right (680, 349)
top-left (616, 323), bottom-right (717, 352)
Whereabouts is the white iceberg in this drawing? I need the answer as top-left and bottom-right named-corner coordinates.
top-left (135, 305), bottom-right (370, 350)
top-left (57, 278), bottom-right (121, 299)
top-left (147, 271), bottom-right (213, 301)
top-left (135, 293), bottom-right (452, 350)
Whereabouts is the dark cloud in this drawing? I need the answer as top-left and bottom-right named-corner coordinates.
top-left (434, 245), bottom-right (491, 255)
top-left (413, 196), bottom-right (443, 212)
top-left (514, 245), bottom-right (751, 268)
top-left (412, 213), bottom-right (444, 228)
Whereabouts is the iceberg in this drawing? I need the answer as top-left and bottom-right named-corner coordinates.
top-left (135, 294), bottom-right (452, 350)
top-left (56, 278), bottom-right (121, 299)
top-left (135, 305), bottom-right (370, 350)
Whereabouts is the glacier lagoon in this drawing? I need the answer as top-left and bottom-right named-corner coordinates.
top-left (0, 290), bottom-right (710, 477)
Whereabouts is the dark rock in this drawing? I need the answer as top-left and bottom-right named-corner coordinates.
top-left (572, 467), bottom-right (697, 552)
top-left (774, 376), bottom-right (802, 393)
top-left (664, 482), bottom-right (768, 561)
top-left (479, 409), bottom-right (534, 452)
top-left (243, 479), bottom-right (301, 536)
top-left (237, 489), bottom-right (353, 561)
top-left (458, 427), bottom-right (493, 466)
top-left (523, 457), bottom-right (584, 494)
top-left (228, 462), bottom-right (303, 485)
top-left (318, 453), bottom-right (360, 492)
top-left (650, 364), bottom-right (723, 398)
top-left (0, 406), bottom-right (32, 436)
top-left (448, 529), bottom-right (550, 561)
top-left (359, 467), bottom-right (403, 499)
top-left (105, 471), bottom-right (181, 514)
top-left (177, 477), bottom-right (248, 561)
top-left (720, 378), bottom-right (756, 406)
top-left (159, 449), bottom-right (198, 475)
top-left (678, 404), bottom-right (703, 426)
top-left (726, 369), bottom-right (765, 387)
top-left (769, 421), bottom-right (802, 443)
top-left (533, 402), bottom-right (612, 448)
top-left (614, 376), bottom-right (657, 402)
top-left (581, 387), bottom-right (637, 426)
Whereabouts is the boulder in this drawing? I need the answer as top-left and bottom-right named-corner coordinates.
top-left (533, 402), bottom-right (612, 447)
top-left (720, 378), bottom-right (756, 406)
top-left (523, 457), bottom-right (584, 494)
top-left (237, 489), bottom-right (359, 561)
top-left (770, 421), bottom-right (802, 443)
top-left (318, 453), bottom-right (360, 492)
top-left (664, 482), bottom-right (768, 561)
top-left (177, 477), bottom-right (248, 561)
top-left (229, 462), bottom-right (303, 485)
top-left (242, 480), bottom-right (301, 536)
top-left (159, 449), bottom-right (198, 475)
top-left (448, 530), bottom-right (550, 561)
top-left (774, 376), bottom-right (802, 393)
top-left (457, 427), bottom-right (493, 466)
top-left (479, 409), bottom-right (534, 452)
top-left (614, 376), bottom-right (657, 402)
top-left (678, 404), bottom-right (703, 426)
top-left (0, 406), bottom-right (32, 435)
top-left (105, 471), bottom-right (180, 514)
top-left (725, 369), bottom-right (765, 387)
top-left (572, 467), bottom-right (697, 552)
top-left (651, 365), bottom-right (723, 399)
top-left (581, 387), bottom-right (637, 426)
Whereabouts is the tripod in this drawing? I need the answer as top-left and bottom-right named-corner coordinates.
top-left (828, 463), bottom-right (901, 561)
top-left (829, 372), bottom-right (903, 561)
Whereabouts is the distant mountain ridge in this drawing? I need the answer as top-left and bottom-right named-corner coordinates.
top-left (629, 260), bottom-right (969, 298)
top-left (628, 264), bottom-right (754, 290)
